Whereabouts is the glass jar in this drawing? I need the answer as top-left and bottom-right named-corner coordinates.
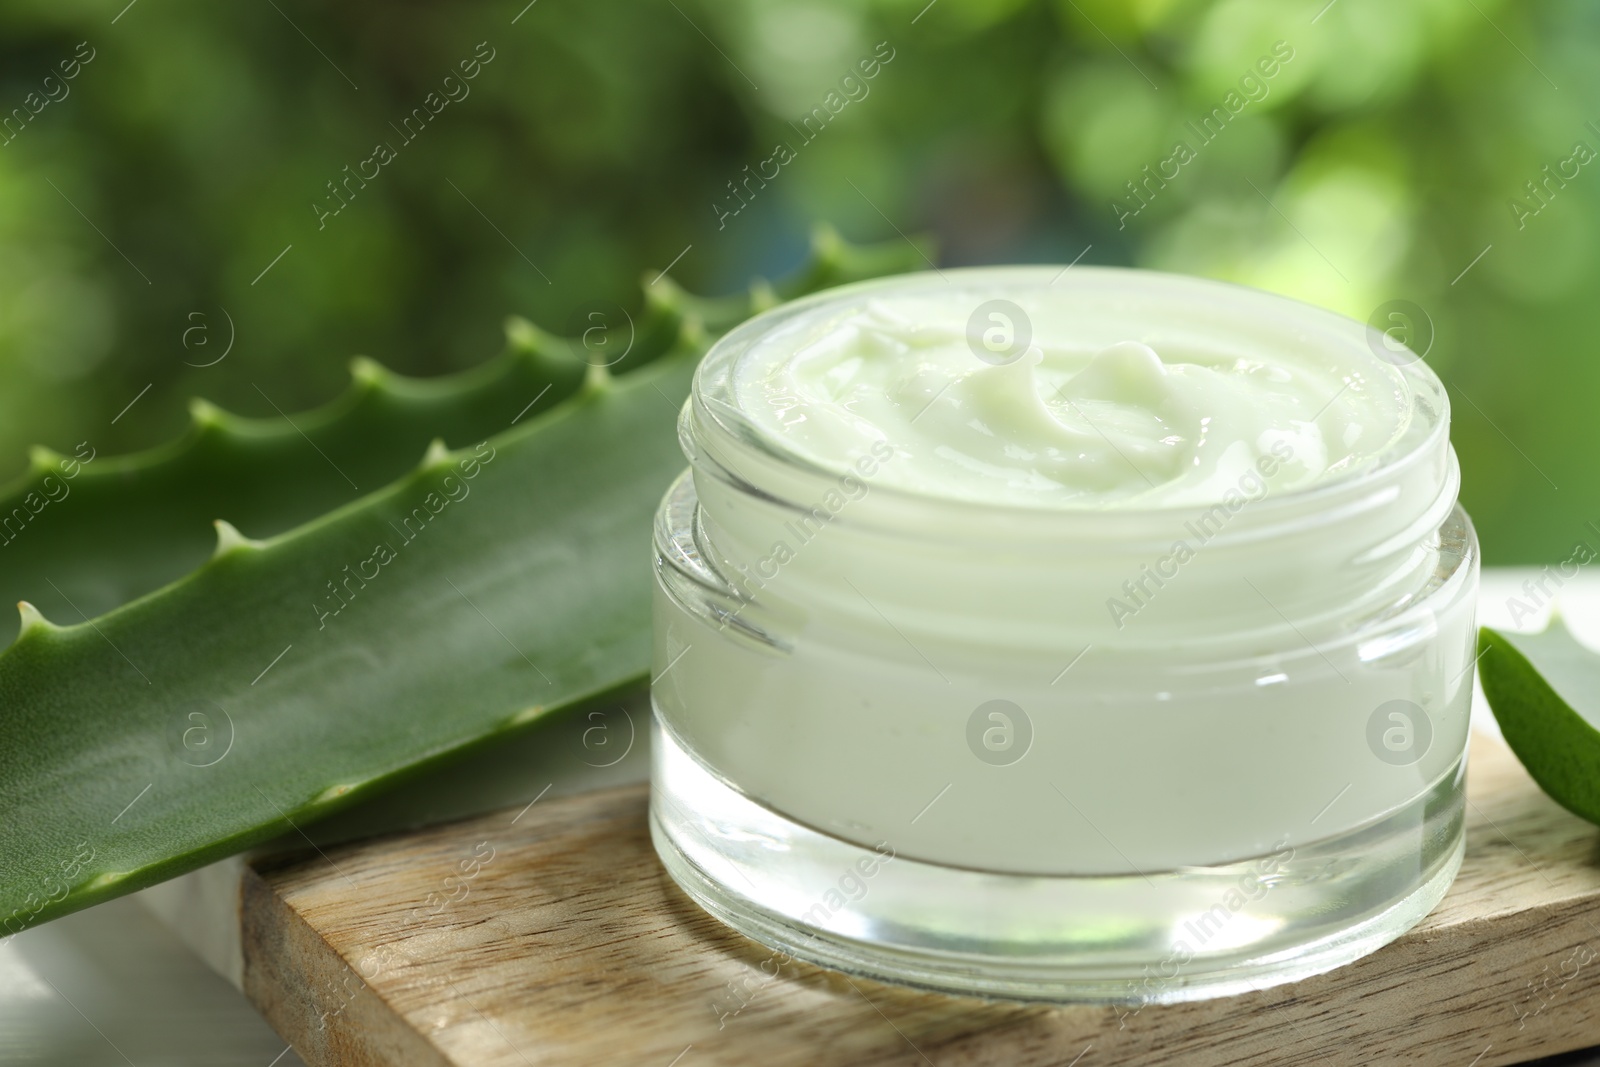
top-left (648, 267), bottom-right (1477, 1003)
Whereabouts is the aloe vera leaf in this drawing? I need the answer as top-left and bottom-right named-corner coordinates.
top-left (0, 232), bottom-right (928, 933)
top-left (0, 345), bottom-right (696, 934)
top-left (1479, 620), bottom-right (1600, 825)
top-left (0, 226), bottom-right (908, 649)
top-left (0, 310), bottom-right (647, 649)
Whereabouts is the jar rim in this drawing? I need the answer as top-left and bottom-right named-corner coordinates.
top-left (686, 265), bottom-right (1450, 541)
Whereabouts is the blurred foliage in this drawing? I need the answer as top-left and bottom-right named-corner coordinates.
top-left (0, 0), bottom-right (1595, 562)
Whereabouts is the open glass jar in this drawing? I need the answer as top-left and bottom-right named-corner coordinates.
top-left (649, 268), bottom-right (1477, 1003)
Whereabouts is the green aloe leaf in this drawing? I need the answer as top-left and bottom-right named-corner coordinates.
top-left (0, 229), bottom-right (929, 934)
top-left (1479, 620), bottom-right (1600, 824)
top-left (0, 229), bottom-right (923, 651)
top-left (0, 309), bottom-right (634, 649)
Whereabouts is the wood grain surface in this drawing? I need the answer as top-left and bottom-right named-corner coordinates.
top-left (242, 732), bottom-right (1600, 1067)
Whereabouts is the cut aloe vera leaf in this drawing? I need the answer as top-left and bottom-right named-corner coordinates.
top-left (1479, 620), bottom-right (1600, 825)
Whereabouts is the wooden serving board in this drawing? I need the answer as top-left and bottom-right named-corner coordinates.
top-left (241, 732), bottom-right (1600, 1067)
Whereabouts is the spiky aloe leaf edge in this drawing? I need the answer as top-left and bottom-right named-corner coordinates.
top-left (0, 228), bottom-right (928, 934)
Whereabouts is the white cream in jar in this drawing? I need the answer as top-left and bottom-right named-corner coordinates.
top-left (650, 267), bottom-right (1477, 1002)
top-left (732, 297), bottom-right (1405, 509)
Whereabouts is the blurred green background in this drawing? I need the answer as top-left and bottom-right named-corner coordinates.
top-left (0, 0), bottom-right (1593, 562)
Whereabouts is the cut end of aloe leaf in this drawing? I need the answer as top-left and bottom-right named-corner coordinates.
top-left (1479, 622), bottom-right (1600, 827)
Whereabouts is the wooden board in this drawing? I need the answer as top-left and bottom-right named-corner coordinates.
top-left (241, 732), bottom-right (1600, 1067)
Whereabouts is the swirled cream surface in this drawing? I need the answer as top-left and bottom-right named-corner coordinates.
top-left (732, 289), bottom-right (1411, 508)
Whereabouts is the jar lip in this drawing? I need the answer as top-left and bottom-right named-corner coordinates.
top-left (688, 265), bottom-right (1450, 529)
